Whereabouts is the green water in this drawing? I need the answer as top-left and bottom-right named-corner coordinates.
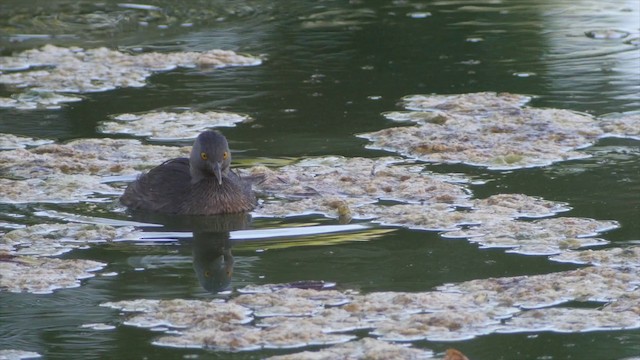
top-left (1, 0), bottom-right (639, 359)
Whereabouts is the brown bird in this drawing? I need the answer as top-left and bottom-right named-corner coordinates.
top-left (121, 130), bottom-right (256, 215)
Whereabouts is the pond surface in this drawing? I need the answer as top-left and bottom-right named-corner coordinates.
top-left (1, 0), bottom-right (639, 359)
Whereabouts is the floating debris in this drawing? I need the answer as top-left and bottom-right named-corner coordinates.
top-left (444, 349), bottom-right (470, 360)
top-left (0, 255), bottom-right (105, 294)
top-left (0, 138), bottom-right (188, 203)
top-left (550, 246), bottom-right (640, 267)
top-left (101, 298), bottom-right (253, 328)
top-left (442, 217), bottom-right (617, 256)
top-left (103, 266), bottom-right (640, 354)
top-left (372, 310), bottom-right (499, 342)
top-left (0, 45), bottom-right (261, 109)
top-left (358, 92), bottom-right (638, 170)
top-left (251, 156), bottom-right (474, 218)
top-left (499, 306), bottom-right (640, 333)
top-left (437, 266), bottom-right (638, 309)
top-left (99, 111), bottom-right (251, 141)
top-left (1, 223), bottom-right (143, 257)
top-left (584, 29), bottom-right (630, 40)
top-left (267, 338), bottom-right (435, 360)
top-left (0, 176), bottom-right (119, 204)
top-left (0, 133), bottom-right (53, 150)
top-left (249, 157), bottom-right (618, 257)
top-left (0, 349), bottom-right (41, 360)
top-left (80, 323), bottom-right (116, 331)
top-left (1, 138), bottom-right (188, 178)
top-left (0, 91), bottom-right (83, 110)
top-left (599, 112), bottom-right (640, 140)
top-left (470, 193), bottom-right (571, 219)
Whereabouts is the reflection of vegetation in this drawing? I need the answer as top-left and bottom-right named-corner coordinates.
top-left (232, 228), bottom-right (395, 251)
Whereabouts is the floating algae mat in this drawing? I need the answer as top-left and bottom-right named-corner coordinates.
top-left (0, 349), bottom-right (41, 359)
top-left (358, 92), bottom-right (640, 170)
top-left (0, 141), bottom-right (619, 257)
top-left (99, 110), bottom-right (252, 141)
top-left (0, 133), bottom-right (53, 150)
top-left (101, 265), bottom-right (640, 354)
top-left (0, 223), bottom-right (146, 294)
top-left (0, 255), bottom-right (105, 294)
top-left (251, 156), bottom-right (476, 218)
top-left (1, 223), bottom-right (143, 257)
top-left (251, 159), bottom-right (617, 255)
top-left (0, 138), bottom-right (189, 203)
top-left (0, 45), bottom-right (261, 109)
top-left (550, 246), bottom-right (640, 267)
top-left (267, 338), bottom-right (434, 360)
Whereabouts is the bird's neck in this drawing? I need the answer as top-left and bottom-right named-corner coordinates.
top-left (190, 167), bottom-right (205, 184)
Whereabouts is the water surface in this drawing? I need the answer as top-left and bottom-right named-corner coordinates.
top-left (1, 0), bottom-right (639, 359)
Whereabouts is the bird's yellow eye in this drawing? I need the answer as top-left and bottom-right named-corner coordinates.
top-left (200, 152), bottom-right (208, 160)
top-left (222, 151), bottom-right (228, 160)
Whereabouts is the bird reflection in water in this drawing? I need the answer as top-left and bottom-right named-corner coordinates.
top-left (192, 231), bottom-right (234, 293)
top-left (186, 213), bottom-right (250, 293)
top-left (127, 210), bottom-right (251, 293)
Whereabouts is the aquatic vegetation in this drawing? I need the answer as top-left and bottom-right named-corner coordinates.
top-left (99, 111), bottom-right (251, 141)
top-left (101, 265), bottom-right (640, 353)
top-left (0, 45), bottom-right (261, 109)
top-left (550, 246), bottom-right (640, 267)
top-left (442, 217), bottom-right (617, 256)
top-left (267, 338), bottom-right (435, 360)
top-left (0, 92), bottom-right (83, 110)
top-left (251, 159), bottom-right (615, 255)
top-left (0, 138), bottom-right (188, 203)
top-left (0, 255), bottom-right (105, 294)
top-left (599, 112), bottom-right (640, 140)
top-left (358, 92), bottom-right (640, 169)
top-left (0, 349), bottom-right (41, 359)
top-left (251, 156), bottom-right (475, 217)
top-left (0, 133), bottom-right (52, 150)
top-left (0, 223), bottom-right (145, 294)
top-left (1, 223), bottom-right (142, 257)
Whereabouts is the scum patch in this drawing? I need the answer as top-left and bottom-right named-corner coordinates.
top-left (0, 138), bottom-right (188, 203)
top-left (358, 92), bottom-right (640, 170)
top-left (1, 223), bottom-right (143, 257)
top-left (99, 111), bottom-right (252, 141)
top-left (0, 349), bottom-right (41, 359)
top-left (251, 160), bottom-right (614, 255)
top-left (550, 246), bottom-right (640, 267)
top-left (0, 223), bottom-right (146, 294)
top-left (250, 156), bottom-right (475, 218)
top-left (102, 266), bottom-right (640, 353)
top-left (0, 255), bottom-right (105, 294)
top-left (0, 45), bottom-right (261, 109)
top-left (267, 338), bottom-right (434, 360)
top-left (0, 133), bottom-right (53, 150)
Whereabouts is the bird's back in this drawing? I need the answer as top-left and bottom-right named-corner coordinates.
top-left (121, 158), bottom-right (191, 213)
top-left (121, 158), bottom-right (256, 215)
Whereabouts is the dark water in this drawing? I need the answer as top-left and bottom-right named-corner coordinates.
top-left (1, 0), bottom-right (639, 359)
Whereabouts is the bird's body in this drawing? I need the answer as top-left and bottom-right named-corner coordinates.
top-left (120, 131), bottom-right (256, 215)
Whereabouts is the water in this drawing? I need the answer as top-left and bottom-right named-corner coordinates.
top-left (1, 0), bottom-right (639, 359)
